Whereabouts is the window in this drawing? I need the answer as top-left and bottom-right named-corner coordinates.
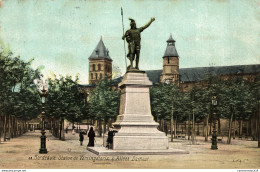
top-left (93, 64), bottom-right (95, 71)
top-left (98, 64), bottom-right (101, 71)
top-left (91, 73), bottom-right (93, 79)
top-left (95, 73), bottom-right (98, 80)
top-left (168, 57), bottom-right (170, 64)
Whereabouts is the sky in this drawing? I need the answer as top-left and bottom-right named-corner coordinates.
top-left (0, 0), bottom-right (259, 84)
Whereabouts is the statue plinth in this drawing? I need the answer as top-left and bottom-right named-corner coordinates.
top-left (113, 71), bottom-right (169, 150)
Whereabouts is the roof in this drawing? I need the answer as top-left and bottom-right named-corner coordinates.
top-left (111, 76), bottom-right (123, 86)
top-left (179, 64), bottom-right (260, 82)
top-left (78, 64), bottom-right (260, 87)
top-left (89, 37), bottom-right (112, 60)
top-left (75, 84), bottom-right (96, 88)
top-left (146, 70), bottom-right (162, 84)
top-left (163, 35), bottom-right (179, 57)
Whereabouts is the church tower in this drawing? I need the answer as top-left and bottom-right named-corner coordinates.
top-left (89, 37), bottom-right (113, 85)
top-left (160, 35), bottom-right (179, 84)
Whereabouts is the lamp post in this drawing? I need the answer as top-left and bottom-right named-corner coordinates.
top-left (165, 79), bottom-right (174, 142)
top-left (36, 75), bottom-right (48, 154)
top-left (211, 95), bottom-right (218, 150)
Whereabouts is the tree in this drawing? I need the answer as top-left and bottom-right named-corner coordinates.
top-left (88, 77), bottom-right (120, 136)
top-left (0, 49), bottom-right (41, 140)
top-left (46, 75), bottom-right (88, 139)
top-left (150, 83), bottom-right (188, 139)
top-left (250, 74), bottom-right (260, 147)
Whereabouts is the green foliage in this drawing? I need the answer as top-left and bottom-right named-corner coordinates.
top-left (217, 77), bottom-right (257, 120)
top-left (46, 75), bottom-right (88, 123)
top-left (88, 77), bottom-right (120, 122)
top-left (0, 50), bottom-right (41, 120)
top-left (150, 74), bottom-right (259, 122)
top-left (150, 83), bottom-right (188, 122)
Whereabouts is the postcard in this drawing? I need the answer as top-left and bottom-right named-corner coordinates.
top-left (0, 0), bottom-right (259, 171)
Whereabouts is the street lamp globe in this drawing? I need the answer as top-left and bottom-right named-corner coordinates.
top-left (211, 96), bottom-right (217, 106)
top-left (41, 96), bottom-right (46, 104)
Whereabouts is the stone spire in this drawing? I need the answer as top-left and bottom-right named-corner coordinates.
top-left (163, 34), bottom-right (179, 57)
top-left (89, 37), bottom-right (111, 60)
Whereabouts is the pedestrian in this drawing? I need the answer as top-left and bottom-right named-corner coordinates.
top-left (87, 127), bottom-right (95, 147)
top-left (106, 127), bottom-right (116, 149)
top-left (79, 130), bottom-right (85, 146)
top-left (72, 125), bottom-right (75, 135)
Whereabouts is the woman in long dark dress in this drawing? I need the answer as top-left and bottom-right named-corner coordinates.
top-left (87, 127), bottom-right (95, 147)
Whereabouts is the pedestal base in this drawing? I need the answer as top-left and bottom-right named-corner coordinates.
top-left (39, 130), bottom-right (48, 154)
top-left (87, 146), bottom-right (189, 155)
top-left (114, 134), bottom-right (168, 150)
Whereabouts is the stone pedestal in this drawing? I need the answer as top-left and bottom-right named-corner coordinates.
top-left (113, 71), bottom-right (168, 150)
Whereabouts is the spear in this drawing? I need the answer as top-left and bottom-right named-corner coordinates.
top-left (121, 7), bottom-right (127, 71)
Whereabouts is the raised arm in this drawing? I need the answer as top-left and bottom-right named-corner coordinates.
top-left (141, 18), bottom-right (155, 31)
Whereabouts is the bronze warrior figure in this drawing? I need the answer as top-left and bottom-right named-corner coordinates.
top-left (122, 18), bottom-right (155, 70)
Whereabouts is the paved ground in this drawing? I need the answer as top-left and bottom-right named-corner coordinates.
top-left (0, 130), bottom-right (259, 169)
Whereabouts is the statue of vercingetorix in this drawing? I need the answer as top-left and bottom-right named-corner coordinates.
top-left (122, 18), bottom-right (155, 71)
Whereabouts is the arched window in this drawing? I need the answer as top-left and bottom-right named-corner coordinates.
top-left (95, 73), bottom-right (98, 80)
top-left (168, 57), bottom-right (170, 64)
top-left (100, 73), bottom-right (102, 79)
top-left (98, 64), bottom-right (101, 71)
top-left (93, 64), bottom-right (95, 71)
top-left (91, 73), bottom-right (93, 79)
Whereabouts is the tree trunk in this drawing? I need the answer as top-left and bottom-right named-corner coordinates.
top-left (104, 122), bottom-right (107, 134)
top-left (197, 122), bottom-right (200, 136)
top-left (15, 118), bottom-right (18, 137)
top-left (185, 122), bottom-right (187, 137)
top-left (58, 118), bottom-right (65, 140)
top-left (246, 120), bottom-right (249, 139)
top-left (103, 121), bottom-right (106, 146)
top-left (10, 116), bottom-right (13, 138)
top-left (233, 119), bottom-right (236, 139)
top-left (14, 117), bottom-right (17, 136)
top-left (227, 110), bottom-right (233, 144)
top-left (209, 122), bottom-right (212, 136)
top-left (218, 118), bottom-right (221, 135)
top-left (205, 115), bottom-right (209, 141)
top-left (98, 120), bottom-right (102, 137)
top-left (191, 111), bottom-right (195, 144)
top-left (161, 119), bottom-right (164, 132)
top-left (174, 118), bottom-right (177, 139)
top-left (8, 115), bottom-right (11, 139)
top-left (164, 121), bottom-right (168, 136)
top-left (258, 104), bottom-right (260, 148)
top-left (0, 115), bottom-right (2, 143)
top-left (59, 119), bottom-right (62, 139)
top-left (255, 115), bottom-right (258, 141)
top-left (170, 117), bottom-right (174, 142)
top-left (239, 120), bottom-right (242, 136)
top-left (188, 120), bottom-right (191, 140)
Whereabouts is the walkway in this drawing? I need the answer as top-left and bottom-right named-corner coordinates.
top-left (0, 130), bottom-right (259, 169)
